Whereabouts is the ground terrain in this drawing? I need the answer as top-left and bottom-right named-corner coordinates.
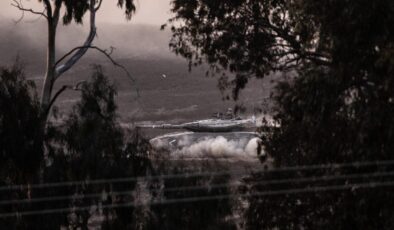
top-left (0, 20), bottom-right (277, 131)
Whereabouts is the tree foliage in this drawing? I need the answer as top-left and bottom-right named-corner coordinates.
top-left (147, 162), bottom-right (236, 230)
top-left (42, 0), bottom-right (136, 25)
top-left (64, 66), bottom-right (124, 180)
top-left (167, 0), bottom-right (327, 98)
top-left (0, 62), bottom-right (46, 229)
top-left (256, 1), bottom-right (394, 228)
top-left (167, 0), bottom-right (393, 99)
top-left (0, 65), bottom-right (153, 229)
top-left (0, 62), bottom-right (43, 184)
top-left (169, 0), bottom-right (394, 228)
top-left (245, 64), bottom-right (394, 229)
top-left (62, 66), bottom-right (137, 228)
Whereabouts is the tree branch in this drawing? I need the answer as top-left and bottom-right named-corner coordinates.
top-left (55, 0), bottom-right (97, 79)
top-left (25, 9), bottom-right (47, 23)
top-left (45, 85), bottom-right (69, 116)
top-left (45, 81), bottom-right (86, 117)
top-left (11, 0), bottom-right (47, 20)
top-left (42, 0), bottom-right (52, 18)
top-left (56, 45), bottom-right (135, 83)
top-left (95, 0), bottom-right (103, 11)
top-left (52, 0), bottom-right (62, 24)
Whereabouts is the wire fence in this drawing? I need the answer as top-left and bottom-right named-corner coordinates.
top-left (1, 160), bottom-right (394, 219)
top-left (1, 159), bottom-right (393, 191)
top-left (1, 179), bottom-right (394, 218)
top-left (1, 170), bottom-right (394, 206)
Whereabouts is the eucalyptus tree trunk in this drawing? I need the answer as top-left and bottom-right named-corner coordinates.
top-left (39, 0), bottom-right (97, 119)
top-left (41, 19), bottom-right (58, 111)
top-left (12, 1), bottom-right (132, 121)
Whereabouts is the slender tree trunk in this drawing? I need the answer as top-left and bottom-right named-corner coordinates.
top-left (41, 19), bottom-right (57, 113)
top-left (40, 0), bottom-right (100, 118)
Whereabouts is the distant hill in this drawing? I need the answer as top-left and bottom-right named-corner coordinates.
top-left (0, 21), bottom-right (274, 123)
top-left (0, 20), bottom-right (176, 73)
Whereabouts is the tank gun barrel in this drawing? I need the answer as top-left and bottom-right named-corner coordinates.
top-left (137, 124), bottom-right (184, 129)
top-left (137, 118), bottom-right (257, 132)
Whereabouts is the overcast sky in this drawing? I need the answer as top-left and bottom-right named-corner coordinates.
top-left (0, 0), bottom-right (172, 25)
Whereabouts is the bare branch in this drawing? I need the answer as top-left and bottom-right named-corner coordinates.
top-left (73, 81), bottom-right (87, 90)
top-left (11, 0), bottom-right (47, 19)
top-left (13, 9), bottom-right (25, 24)
top-left (95, 0), bottom-right (103, 11)
top-left (45, 81), bottom-right (86, 116)
top-left (26, 9), bottom-right (47, 23)
top-left (56, 45), bottom-right (135, 83)
top-left (45, 85), bottom-right (69, 116)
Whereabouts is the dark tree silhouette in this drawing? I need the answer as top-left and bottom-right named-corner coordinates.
top-left (62, 66), bottom-right (152, 229)
top-left (166, 0), bottom-right (331, 99)
top-left (0, 65), bottom-right (152, 229)
top-left (146, 162), bottom-right (236, 230)
top-left (0, 62), bottom-right (44, 228)
top-left (0, 62), bottom-right (42, 183)
top-left (168, 0), bottom-right (394, 228)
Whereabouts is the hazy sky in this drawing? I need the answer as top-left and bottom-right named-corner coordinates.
top-left (0, 0), bottom-right (172, 25)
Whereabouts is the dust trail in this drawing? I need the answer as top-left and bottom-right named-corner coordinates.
top-left (151, 133), bottom-right (265, 162)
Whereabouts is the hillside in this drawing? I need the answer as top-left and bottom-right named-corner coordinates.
top-left (0, 21), bottom-right (274, 123)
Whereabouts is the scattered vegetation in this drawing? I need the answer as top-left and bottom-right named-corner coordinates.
top-left (1, 0), bottom-right (394, 229)
top-left (0, 65), bottom-right (236, 229)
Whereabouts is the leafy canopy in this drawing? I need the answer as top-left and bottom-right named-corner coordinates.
top-left (169, 0), bottom-right (394, 228)
top-left (36, 0), bottom-right (136, 24)
top-left (64, 66), bottom-right (124, 180)
top-left (0, 62), bottom-right (43, 183)
top-left (167, 0), bottom-right (393, 99)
